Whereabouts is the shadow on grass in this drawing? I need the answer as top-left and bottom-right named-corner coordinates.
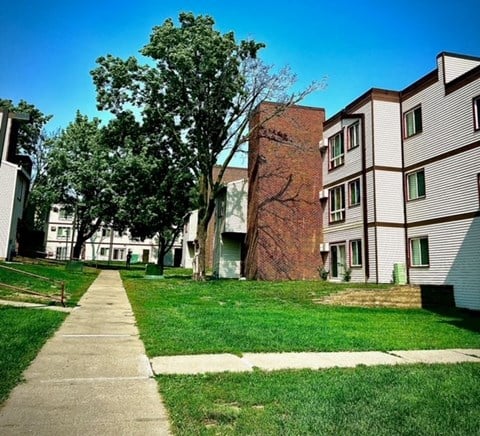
top-left (428, 307), bottom-right (480, 335)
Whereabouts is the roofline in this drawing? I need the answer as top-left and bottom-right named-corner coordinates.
top-left (436, 51), bottom-right (480, 63)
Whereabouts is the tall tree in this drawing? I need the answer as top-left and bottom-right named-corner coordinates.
top-left (45, 111), bottom-right (116, 259)
top-left (102, 112), bottom-right (194, 274)
top-left (92, 12), bottom-right (321, 279)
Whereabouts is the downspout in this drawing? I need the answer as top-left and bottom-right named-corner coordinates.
top-left (399, 98), bottom-right (410, 284)
top-left (371, 100), bottom-right (379, 283)
top-left (339, 112), bottom-right (369, 282)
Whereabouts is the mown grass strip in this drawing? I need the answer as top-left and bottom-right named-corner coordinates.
top-left (122, 270), bottom-right (480, 356)
top-left (0, 307), bottom-right (67, 405)
top-left (158, 363), bottom-right (480, 435)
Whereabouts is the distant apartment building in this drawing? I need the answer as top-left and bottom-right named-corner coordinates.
top-left (0, 109), bottom-right (30, 260)
top-left (45, 205), bottom-right (182, 265)
top-left (321, 52), bottom-right (480, 310)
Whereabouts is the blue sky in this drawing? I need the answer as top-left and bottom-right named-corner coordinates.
top-left (1, 0), bottom-right (479, 134)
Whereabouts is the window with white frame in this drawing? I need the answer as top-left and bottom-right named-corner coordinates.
top-left (329, 132), bottom-right (344, 169)
top-left (347, 122), bottom-right (360, 150)
top-left (113, 248), bottom-right (125, 260)
top-left (101, 228), bottom-right (111, 237)
top-left (56, 246), bottom-right (67, 260)
top-left (407, 169), bottom-right (425, 200)
top-left (329, 185), bottom-right (345, 223)
top-left (410, 237), bottom-right (429, 267)
top-left (348, 178), bottom-right (361, 207)
top-left (100, 247), bottom-right (108, 256)
top-left (474, 96), bottom-right (480, 130)
top-left (404, 106), bottom-right (423, 137)
top-left (57, 226), bottom-right (71, 239)
top-left (350, 240), bottom-right (362, 267)
top-left (58, 209), bottom-right (73, 221)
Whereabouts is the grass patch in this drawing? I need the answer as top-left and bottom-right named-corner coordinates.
top-left (0, 262), bottom-right (99, 306)
top-left (122, 272), bottom-right (480, 356)
top-left (0, 307), bottom-right (66, 405)
top-left (158, 363), bottom-right (480, 435)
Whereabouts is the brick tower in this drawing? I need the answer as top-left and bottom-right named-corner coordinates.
top-left (245, 102), bottom-right (325, 280)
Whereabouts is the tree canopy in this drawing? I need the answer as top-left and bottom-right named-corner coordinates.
top-left (92, 12), bottom-right (322, 278)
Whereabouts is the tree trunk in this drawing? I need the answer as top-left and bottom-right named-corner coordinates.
top-left (156, 237), bottom-right (165, 276)
top-left (194, 220), bottom-right (208, 280)
top-left (72, 237), bottom-right (84, 260)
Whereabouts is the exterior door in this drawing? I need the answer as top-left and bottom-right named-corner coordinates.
top-left (331, 244), bottom-right (346, 279)
top-left (142, 249), bottom-right (149, 263)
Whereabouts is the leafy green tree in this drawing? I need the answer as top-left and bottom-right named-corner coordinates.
top-left (92, 12), bottom-right (321, 279)
top-left (45, 111), bottom-right (116, 259)
top-left (102, 113), bottom-right (194, 274)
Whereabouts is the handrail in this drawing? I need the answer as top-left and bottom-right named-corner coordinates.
top-left (0, 264), bottom-right (66, 306)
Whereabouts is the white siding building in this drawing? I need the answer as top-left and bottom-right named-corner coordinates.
top-left (45, 205), bottom-right (183, 265)
top-left (213, 179), bottom-right (248, 278)
top-left (321, 52), bottom-right (480, 310)
top-left (0, 109), bottom-right (30, 260)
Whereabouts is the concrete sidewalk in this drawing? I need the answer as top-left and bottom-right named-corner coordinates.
top-left (150, 349), bottom-right (480, 375)
top-left (0, 270), bottom-right (171, 435)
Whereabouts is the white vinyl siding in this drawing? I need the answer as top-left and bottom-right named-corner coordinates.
top-left (374, 171), bottom-right (405, 223)
top-left (406, 148), bottom-right (480, 223)
top-left (376, 227), bottom-right (407, 283)
top-left (442, 54), bottom-right (480, 84)
top-left (408, 218), bottom-right (480, 310)
top-left (373, 100), bottom-right (402, 167)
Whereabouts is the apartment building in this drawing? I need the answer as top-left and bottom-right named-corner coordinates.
top-left (321, 52), bottom-right (480, 310)
top-left (45, 205), bottom-right (183, 265)
top-left (0, 109), bottom-right (30, 260)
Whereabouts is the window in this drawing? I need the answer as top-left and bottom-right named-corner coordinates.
top-left (474, 96), bottom-right (480, 130)
top-left (410, 237), bottom-right (429, 267)
top-left (407, 169), bottom-right (425, 200)
top-left (56, 246), bottom-right (67, 260)
top-left (58, 209), bottom-right (73, 221)
top-left (347, 122), bottom-right (360, 150)
top-left (404, 106), bottom-right (423, 137)
top-left (100, 247), bottom-right (108, 256)
top-left (350, 240), bottom-right (362, 267)
top-left (329, 132), bottom-right (344, 169)
top-left (57, 226), bottom-right (71, 239)
top-left (113, 248), bottom-right (125, 260)
top-left (101, 228), bottom-right (111, 238)
top-left (330, 185), bottom-right (345, 222)
top-left (348, 179), bottom-right (361, 207)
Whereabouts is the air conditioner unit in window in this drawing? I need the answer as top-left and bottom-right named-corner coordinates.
top-left (319, 243), bottom-right (330, 252)
top-left (51, 226), bottom-right (56, 231)
top-left (319, 189), bottom-right (329, 200)
top-left (318, 138), bottom-right (328, 152)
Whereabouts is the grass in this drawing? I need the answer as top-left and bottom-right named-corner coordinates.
top-left (122, 271), bottom-right (480, 356)
top-left (158, 363), bottom-right (480, 435)
top-left (0, 261), bottom-right (99, 306)
top-left (0, 307), bottom-right (67, 405)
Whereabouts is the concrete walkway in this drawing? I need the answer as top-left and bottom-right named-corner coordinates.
top-left (150, 348), bottom-right (480, 374)
top-left (0, 270), bottom-right (171, 435)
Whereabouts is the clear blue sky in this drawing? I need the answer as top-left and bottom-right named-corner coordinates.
top-left (1, 0), bottom-right (479, 133)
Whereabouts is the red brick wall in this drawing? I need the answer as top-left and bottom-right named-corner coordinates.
top-left (245, 102), bottom-right (325, 280)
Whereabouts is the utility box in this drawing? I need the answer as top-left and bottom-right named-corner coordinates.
top-left (393, 263), bottom-right (407, 285)
top-left (66, 260), bottom-right (84, 272)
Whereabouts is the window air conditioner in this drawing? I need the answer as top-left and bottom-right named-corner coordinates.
top-left (320, 243), bottom-right (330, 252)
top-left (318, 138), bottom-right (328, 152)
top-left (319, 189), bottom-right (329, 200)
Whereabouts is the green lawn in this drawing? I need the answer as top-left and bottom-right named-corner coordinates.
top-left (0, 307), bottom-right (67, 405)
top-left (122, 271), bottom-right (480, 356)
top-left (0, 261), bottom-right (99, 306)
top-left (158, 363), bottom-right (480, 435)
